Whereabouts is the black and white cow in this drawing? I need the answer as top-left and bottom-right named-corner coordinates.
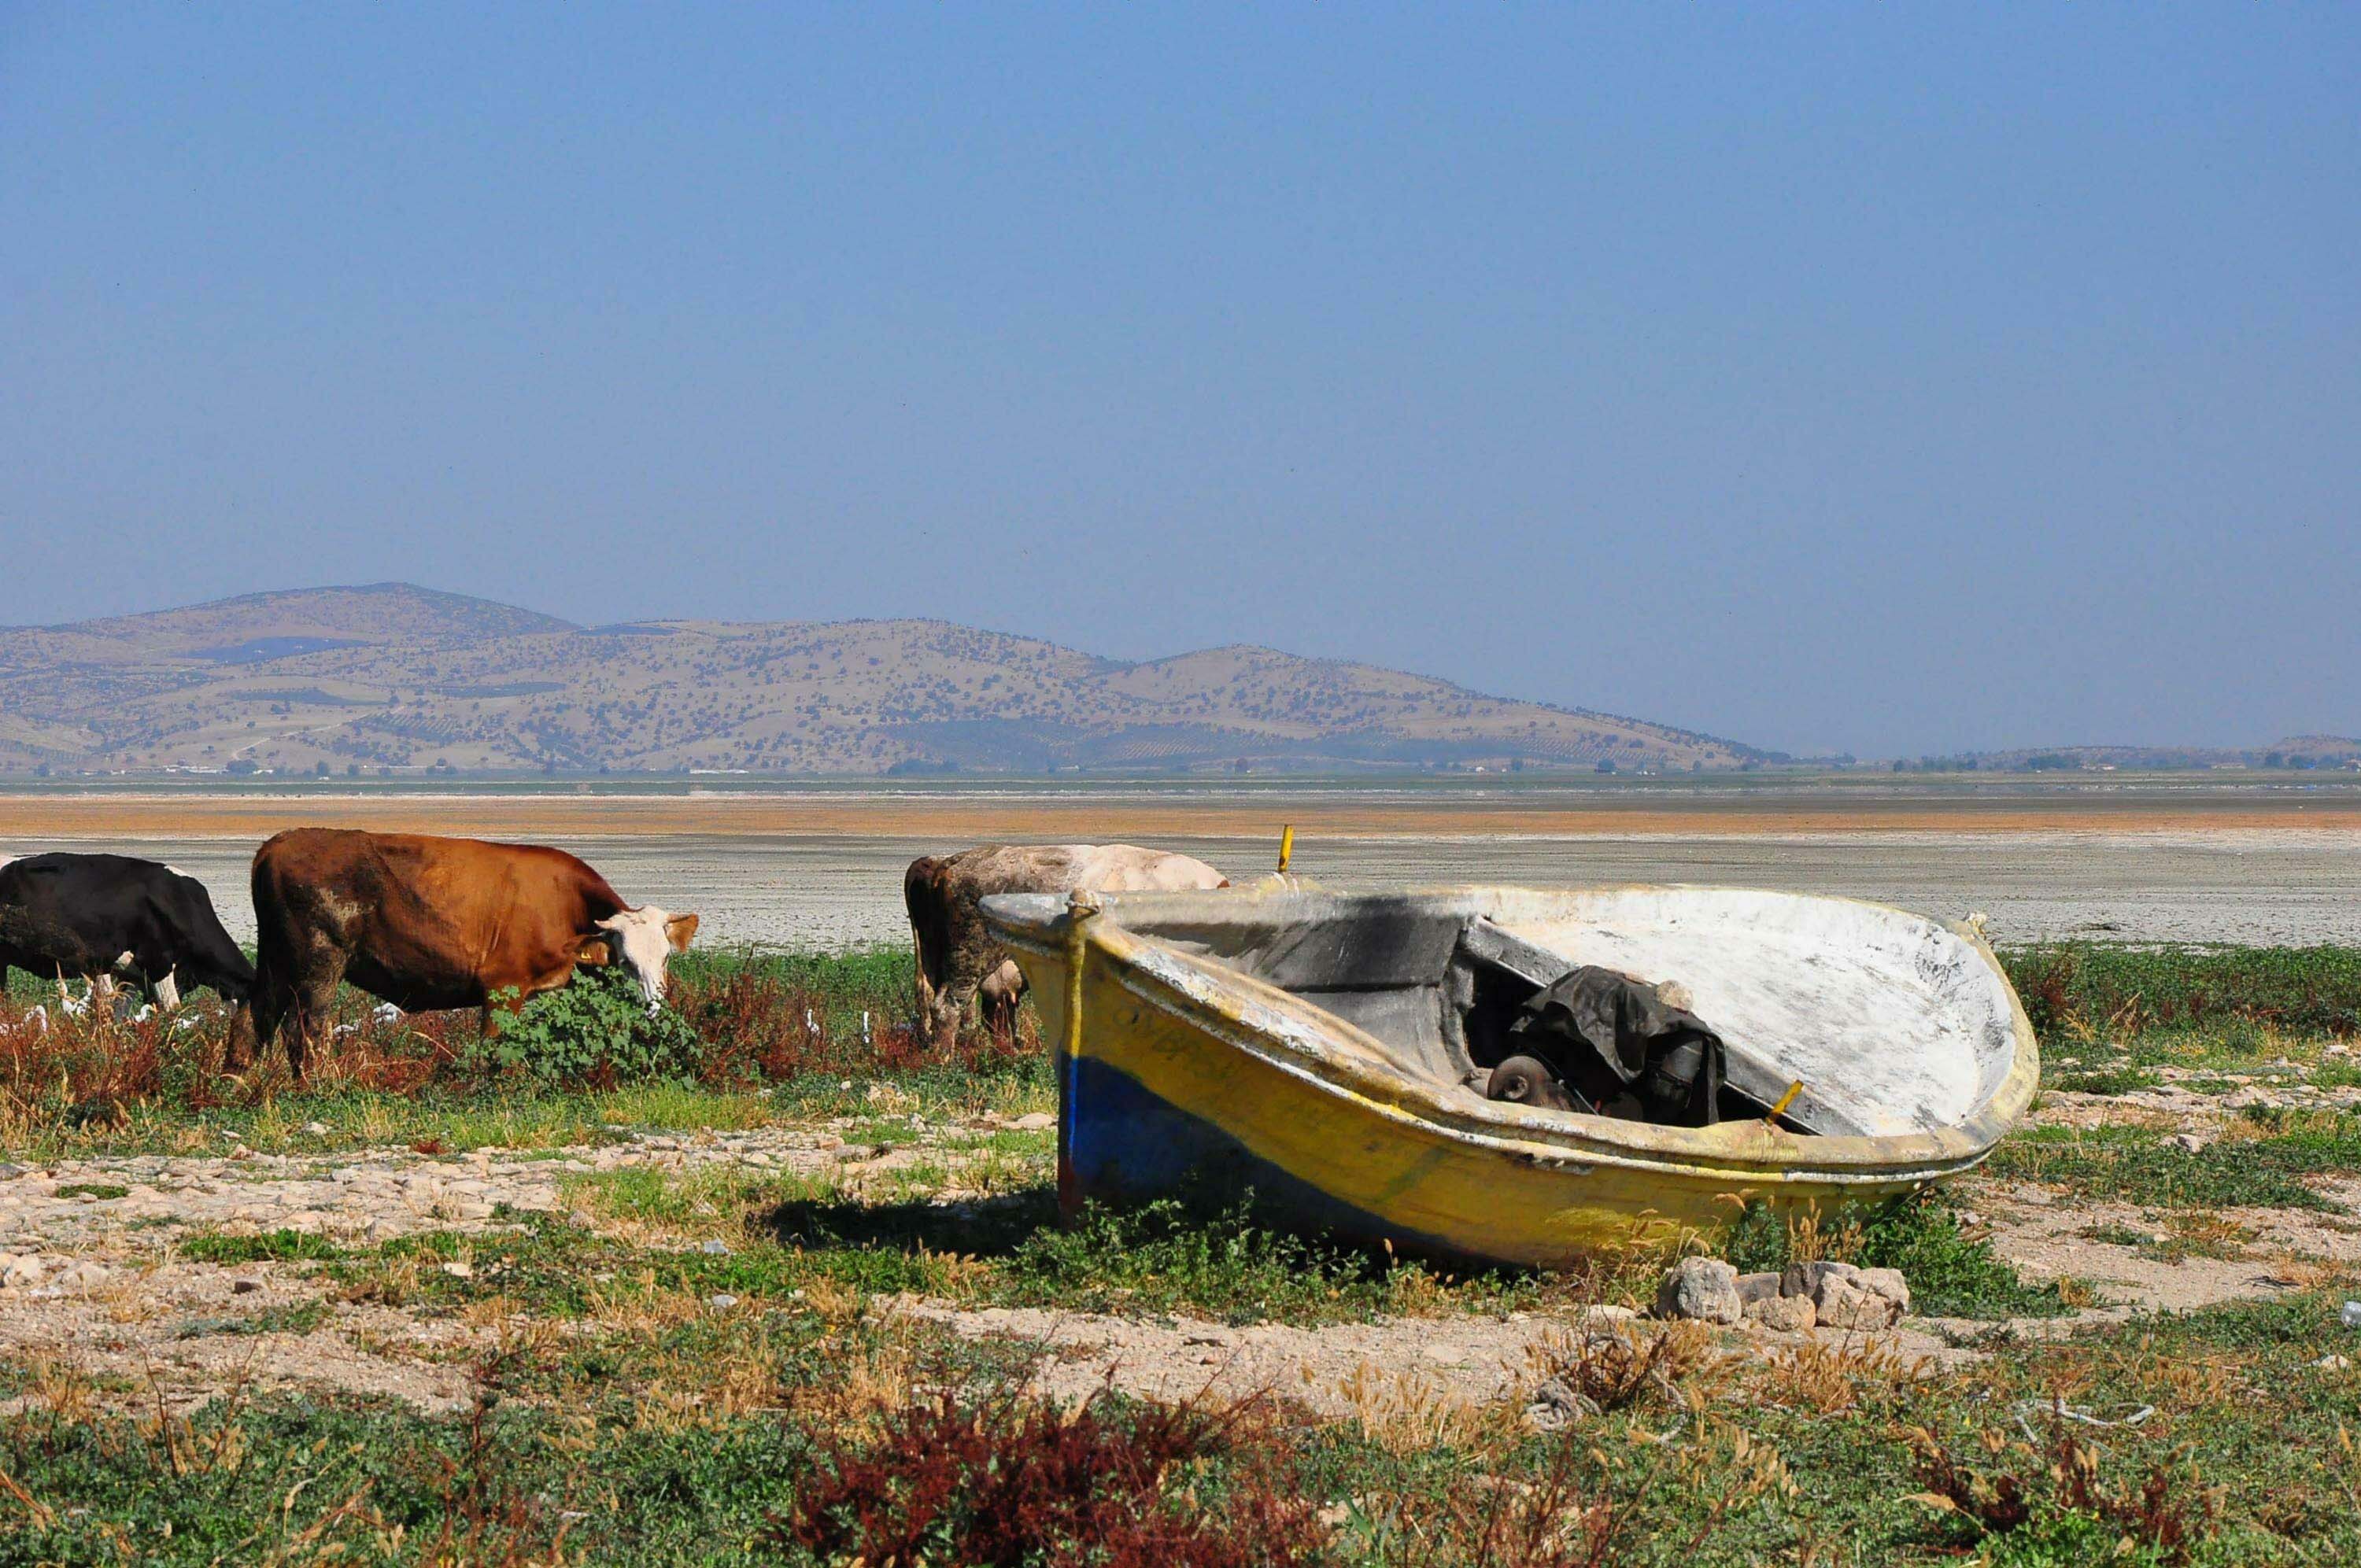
top-left (0, 853), bottom-right (255, 1009)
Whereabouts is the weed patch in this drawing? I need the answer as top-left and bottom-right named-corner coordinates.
top-left (1992, 1117), bottom-right (2361, 1208)
top-left (775, 1385), bottom-right (1323, 1566)
top-left (1905, 1412), bottom-right (2220, 1564)
top-left (179, 1228), bottom-right (343, 1264)
top-left (1722, 1190), bottom-right (2068, 1318)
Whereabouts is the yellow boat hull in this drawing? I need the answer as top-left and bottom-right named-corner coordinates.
top-left (987, 884), bottom-right (2038, 1268)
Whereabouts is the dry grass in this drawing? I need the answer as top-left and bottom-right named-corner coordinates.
top-left (1521, 1319), bottom-right (1722, 1422)
top-left (18, 1353), bottom-right (101, 1423)
top-left (1330, 1362), bottom-right (1491, 1455)
top-left (1742, 1335), bottom-right (1923, 1417)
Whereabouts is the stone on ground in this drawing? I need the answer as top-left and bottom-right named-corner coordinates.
top-left (1656, 1256), bottom-right (1742, 1323)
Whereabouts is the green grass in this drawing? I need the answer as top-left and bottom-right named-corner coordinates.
top-left (11, 1285), bottom-right (2361, 1563)
top-left (52, 1182), bottom-right (129, 1200)
top-left (310, 1171), bottom-right (1570, 1327)
top-left (2047, 1065), bottom-right (2162, 1096)
top-left (2005, 941), bottom-right (2361, 1041)
top-left (175, 1297), bottom-right (334, 1338)
top-left (179, 1227), bottom-right (344, 1264)
top-left (1993, 1110), bottom-right (2361, 1209)
top-left (1720, 1190), bottom-right (2071, 1319)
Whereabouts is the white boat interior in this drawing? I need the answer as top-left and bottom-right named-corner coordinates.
top-left (1070, 885), bottom-right (2025, 1142)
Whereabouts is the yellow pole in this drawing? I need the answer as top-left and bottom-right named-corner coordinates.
top-left (1063, 890), bottom-right (1099, 1064)
top-left (1277, 824), bottom-right (1295, 874)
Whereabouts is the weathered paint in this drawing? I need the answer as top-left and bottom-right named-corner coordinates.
top-left (985, 884), bottom-right (2039, 1267)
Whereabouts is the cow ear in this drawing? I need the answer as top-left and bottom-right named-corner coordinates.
top-left (575, 935), bottom-right (613, 966)
top-left (665, 913), bottom-right (699, 952)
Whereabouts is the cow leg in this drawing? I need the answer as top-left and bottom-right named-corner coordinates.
top-left (931, 956), bottom-right (991, 1052)
top-left (911, 931), bottom-right (937, 1031)
top-left (284, 956), bottom-right (347, 1083)
top-left (231, 985), bottom-right (272, 1072)
top-left (480, 967), bottom-right (564, 1039)
top-left (153, 970), bottom-right (181, 1011)
top-left (222, 999), bottom-right (257, 1070)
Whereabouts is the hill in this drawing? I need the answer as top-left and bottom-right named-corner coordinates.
top-left (0, 585), bottom-right (1757, 777)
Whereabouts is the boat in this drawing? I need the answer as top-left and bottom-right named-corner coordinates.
top-left (981, 883), bottom-right (2038, 1267)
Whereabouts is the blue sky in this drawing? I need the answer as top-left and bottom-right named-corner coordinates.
top-left (2, 4), bottom-right (2354, 755)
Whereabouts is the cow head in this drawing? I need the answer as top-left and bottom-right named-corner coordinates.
top-left (591, 906), bottom-right (700, 1008)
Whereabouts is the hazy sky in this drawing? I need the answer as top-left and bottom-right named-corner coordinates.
top-left (3, 6), bottom-right (2355, 756)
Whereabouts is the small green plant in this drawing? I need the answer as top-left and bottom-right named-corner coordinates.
top-left (54, 1182), bottom-right (129, 1201)
top-left (2048, 1066), bottom-right (2159, 1097)
top-left (1722, 1191), bottom-right (2067, 1319)
top-left (464, 965), bottom-right (708, 1088)
top-left (1905, 1412), bottom-right (2219, 1564)
top-left (181, 1228), bottom-right (343, 1264)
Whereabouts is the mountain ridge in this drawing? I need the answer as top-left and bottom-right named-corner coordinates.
top-left (0, 585), bottom-right (1757, 777)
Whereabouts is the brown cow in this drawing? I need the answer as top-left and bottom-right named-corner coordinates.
top-left (245, 828), bottom-right (698, 1080)
top-left (903, 843), bottom-right (1227, 1049)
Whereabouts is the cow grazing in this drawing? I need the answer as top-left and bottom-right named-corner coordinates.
top-left (246, 828), bottom-right (698, 1080)
top-left (0, 852), bottom-right (255, 1012)
top-left (903, 843), bottom-right (1229, 1049)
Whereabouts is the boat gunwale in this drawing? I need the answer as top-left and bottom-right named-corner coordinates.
top-left (986, 883), bottom-right (2040, 1186)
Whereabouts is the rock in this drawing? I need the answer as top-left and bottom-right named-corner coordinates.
top-left (303, 1121), bottom-right (331, 1137)
top-left (1746, 1293), bottom-right (1816, 1333)
top-left (1857, 1267), bottom-right (1912, 1316)
top-left (1780, 1260), bottom-right (1859, 1299)
top-left (1783, 1260), bottom-right (1903, 1330)
top-left (1816, 1277), bottom-right (1902, 1331)
top-left (441, 1260), bottom-right (474, 1279)
top-left (700, 1238), bottom-right (732, 1256)
top-left (1524, 1377), bottom-right (1582, 1431)
top-left (1012, 1112), bottom-right (1056, 1132)
top-left (2314, 1354), bottom-right (2349, 1371)
top-left (231, 1278), bottom-right (263, 1295)
top-left (1655, 1257), bottom-right (1742, 1323)
top-left (2171, 1132), bottom-right (2212, 1154)
top-left (1734, 1271), bottom-right (1783, 1305)
top-left (0, 1254), bottom-right (43, 1288)
top-left (707, 1293), bottom-right (739, 1312)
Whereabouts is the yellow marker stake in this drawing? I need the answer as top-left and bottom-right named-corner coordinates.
top-left (1767, 1079), bottom-right (1805, 1125)
top-left (1277, 824), bottom-right (1295, 874)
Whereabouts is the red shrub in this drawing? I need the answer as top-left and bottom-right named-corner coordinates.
top-left (777, 1387), bottom-right (1322, 1567)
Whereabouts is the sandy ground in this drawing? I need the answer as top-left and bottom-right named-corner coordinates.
top-left (5, 784), bottom-right (2357, 947)
top-left (4, 825), bottom-right (2355, 950)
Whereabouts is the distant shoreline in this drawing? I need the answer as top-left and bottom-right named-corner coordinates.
top-left (3, 775), bottom-right (2359, 841)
